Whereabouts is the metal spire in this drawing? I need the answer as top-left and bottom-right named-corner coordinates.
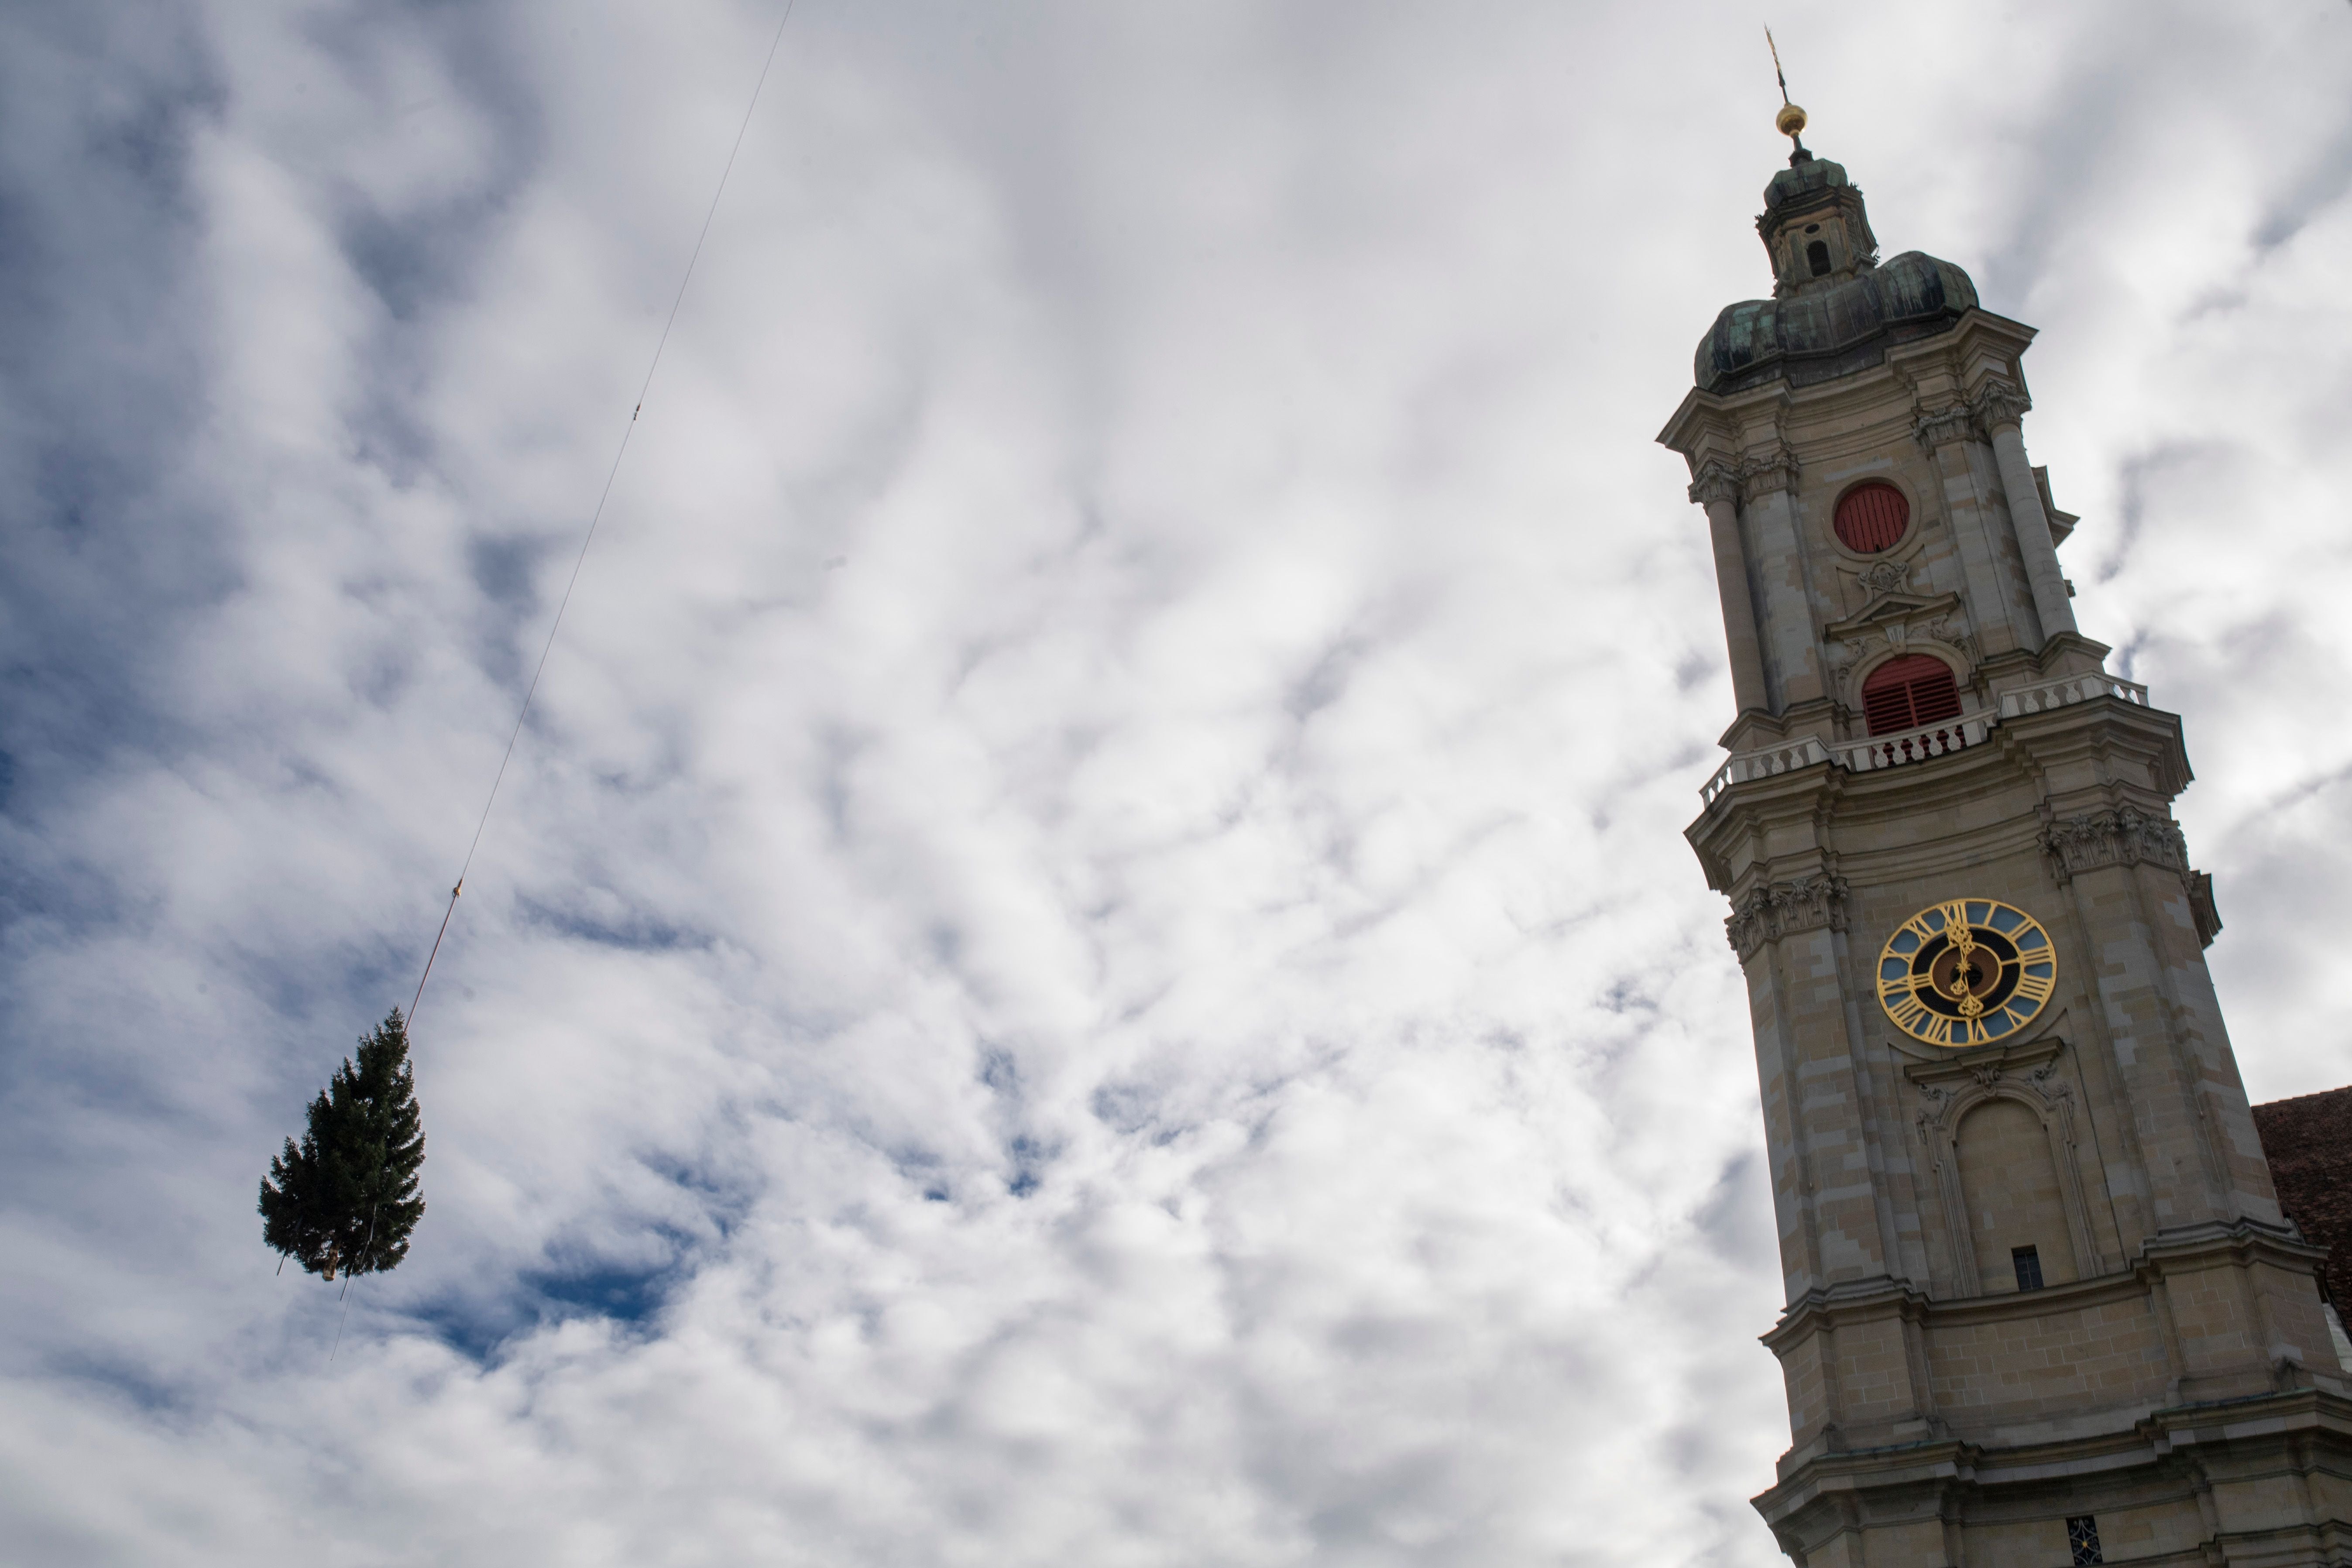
top-left (1765, 27), bottom-right (1810, 158)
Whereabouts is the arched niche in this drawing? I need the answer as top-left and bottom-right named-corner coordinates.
top-left (1911, 1046), bottom-right (2104, 1299)
top-left (1954, 1097), bottom-right (2074, 1290)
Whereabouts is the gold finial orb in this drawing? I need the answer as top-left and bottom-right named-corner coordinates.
top-left (1775, 101), bottom-right (1809, 139)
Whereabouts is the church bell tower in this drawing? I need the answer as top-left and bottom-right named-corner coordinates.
top-left (1659, 111), bottom-right (2352, 1565)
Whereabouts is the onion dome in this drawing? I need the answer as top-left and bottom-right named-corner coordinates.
top-left (1696, 251), bottom-right (1979, 393)
top-left (1693, 147), bottom-right (1981, 394)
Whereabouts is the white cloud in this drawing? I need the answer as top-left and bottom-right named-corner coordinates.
top-left (3, 0), bottom-right (2349, 1563)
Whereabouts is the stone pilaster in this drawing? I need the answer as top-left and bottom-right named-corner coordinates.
top-left (1973, 383), bottom-right (2079, 644)
top-left (1736, 446), bottom-right (1825, 710)
top-left (1690, 460), bottom-right (1770, 716)
top-left (1912, 398), bottom-right (2029, 660)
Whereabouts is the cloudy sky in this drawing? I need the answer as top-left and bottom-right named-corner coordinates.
top-left (4, 2), bottom-right (2350, 1563)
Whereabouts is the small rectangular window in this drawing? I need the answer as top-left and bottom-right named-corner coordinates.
top-left (2013, 1246), bottom-right (2044, 1291)
top-left (2067, 1514), bottom-right (2103, 1565)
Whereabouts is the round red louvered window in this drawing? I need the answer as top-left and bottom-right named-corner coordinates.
top-left (1860, 654), bottom-right (1962, 737)
top-left (1834, 481), bottom-right (1911, 553)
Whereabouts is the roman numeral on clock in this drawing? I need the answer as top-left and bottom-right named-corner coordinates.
top-left (1886, 994), bottom-right (1933, 1035)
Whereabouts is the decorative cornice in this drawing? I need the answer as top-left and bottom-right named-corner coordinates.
top-left (2040, 806), bottom-right (2188, 884)
top-left (1687, 458), bottom-right (1742, 507)
top-left (1755, 1387), bottom-right (2352, 1540)
top-left (1726, 874), bottom-right (1850, 960)
top-left (1969, 382), bottom-right (2032, 433)
top-left (1737, 446), bottom-right (1801, 501)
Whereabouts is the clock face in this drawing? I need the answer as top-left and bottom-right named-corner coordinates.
top-left (1877, 898), bottom-right (2057, 1047)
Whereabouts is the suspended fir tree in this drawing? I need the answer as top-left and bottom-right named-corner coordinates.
top-left (260, 1009), bottom-right (426, 1280)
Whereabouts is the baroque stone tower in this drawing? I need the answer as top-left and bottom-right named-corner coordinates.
top-left (1659, 122), bottom-right (2352, 1566)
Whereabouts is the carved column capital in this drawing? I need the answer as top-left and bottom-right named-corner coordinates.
top-left (1737, 447), bottom-right (1801, 501)
top-left (1911, 403), bottom-right (1977, 452)
top-left (2040, 806), bottom-right (2189, 885)
top-left (1726, 874), bottom-right (1851, 961)
top-left (1688, 459), bottom-right (1743, 507)
top-left (1969, 382), bottom-right (2032, 433)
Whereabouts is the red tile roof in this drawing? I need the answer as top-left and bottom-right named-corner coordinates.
top-left (2253, 1085), bottom-right (2352, 1311)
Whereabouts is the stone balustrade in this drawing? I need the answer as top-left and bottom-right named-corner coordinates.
top-left (1701, 673), bottom-right (2150, 804)
top-left (1831, 712), bottom-right (1990, 772)
top-left (1997, 671), bottom-right (2149, 717)
top-left (1700, 737), bottom-right (1832, 805)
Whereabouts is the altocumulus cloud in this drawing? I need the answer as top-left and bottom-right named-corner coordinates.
top-left (3, 2), bottom-right (2351, 1564)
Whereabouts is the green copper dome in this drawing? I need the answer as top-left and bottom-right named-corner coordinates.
top-left (1693, 148), bottom-right (1980, 393)
top-left (1695, 251), bottom-right (1979, 392)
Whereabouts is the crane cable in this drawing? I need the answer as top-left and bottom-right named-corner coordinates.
top-left (406, 0), bottom-right (800, 1027)
top-left (323, 2), bottom-right (801, 1364)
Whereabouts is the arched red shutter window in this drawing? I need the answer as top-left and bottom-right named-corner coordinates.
top-left (1834, 481), bottom-right (1910, 553)
top-left (1860, 654), bottom-right (1962, 736)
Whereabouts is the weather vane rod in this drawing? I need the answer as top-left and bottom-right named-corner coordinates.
top-left (1764, 26), bottom-right (1810, 158)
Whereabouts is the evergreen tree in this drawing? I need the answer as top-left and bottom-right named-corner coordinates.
top-left (260, 1009), bottom-right (426, 1280)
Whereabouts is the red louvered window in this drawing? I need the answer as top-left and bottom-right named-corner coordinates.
top-left (1861, 654), bottom-right (1962, 737)
top-left (1834, 481), bottom-right (1910, 553)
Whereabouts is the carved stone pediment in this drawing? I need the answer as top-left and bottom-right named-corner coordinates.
top-left (1822, 591), bottom-right (1976, 701)
top-left (1898, 1028), bottom-right (2066, 1090)
top-left (1823, 589), bottom-right (1964, 642)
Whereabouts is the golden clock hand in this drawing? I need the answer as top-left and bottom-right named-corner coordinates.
top-left (1931, 925), bottom-right (1988, 1018)
top-left (1951, 926), bottom-right (1986, 1017)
